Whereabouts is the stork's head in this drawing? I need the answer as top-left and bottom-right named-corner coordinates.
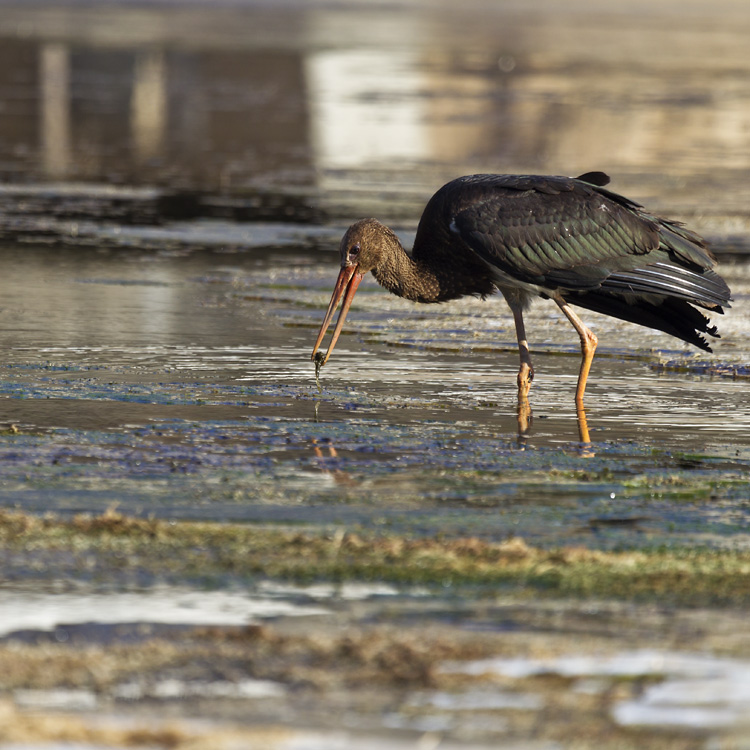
top-left (310, 219), bottom-right (394, 366)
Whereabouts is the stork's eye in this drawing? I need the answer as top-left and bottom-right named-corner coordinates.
top-left (349, 243), bottom-right (360, 257)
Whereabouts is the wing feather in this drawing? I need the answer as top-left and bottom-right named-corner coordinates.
top-left (448, 175), bottom-right (728, 308)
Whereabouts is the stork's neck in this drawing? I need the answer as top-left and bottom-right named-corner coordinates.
top-left (371, 236), bottom-right (446, 303)
top-left (370, 227), bottom-right (495, 303)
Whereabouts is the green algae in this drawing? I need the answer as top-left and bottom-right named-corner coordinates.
top-left (4, 509), bottom-right (750, 607)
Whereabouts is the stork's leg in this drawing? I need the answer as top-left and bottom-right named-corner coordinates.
top-left (509, 302), bottom-right (534, 399)
top-left (575, 402), bottom-right (591, 444)
top-left (555, 298), bottom-right (598, 405)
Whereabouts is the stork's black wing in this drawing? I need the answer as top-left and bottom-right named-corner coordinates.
top-left (418, 173), bottom-right (732, 351)
top-left (444, 174), bottom-right (730, 311)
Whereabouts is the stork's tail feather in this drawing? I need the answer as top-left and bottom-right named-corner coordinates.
top-left (569, 291), bottom-right (723, 352)
top-left (658, 222), bottom-right (719, 269)
top-left (601, 263), bottom-right (731, 310)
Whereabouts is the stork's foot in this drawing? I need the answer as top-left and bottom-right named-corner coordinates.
top-left (574, 329), bottom-right (598, 406)
top-left (516, 364), bottom-right (533, 444)
top-left (517, 362), bottom-right (534, 400)
top-left (576, 402), bottom-right (591, 445)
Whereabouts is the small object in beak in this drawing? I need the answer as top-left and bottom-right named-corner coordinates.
top-left (313, 351), bottom-right (325, 392)
top-left (310, 265), bottom-right (364, 366)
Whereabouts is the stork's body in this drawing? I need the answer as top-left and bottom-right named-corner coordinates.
top-left (312, 172), bottom-right (731, 405)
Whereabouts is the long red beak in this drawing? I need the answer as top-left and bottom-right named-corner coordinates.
top-left (311, 264), bottom-right (364, 365)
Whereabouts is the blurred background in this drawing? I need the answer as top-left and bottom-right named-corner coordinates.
top-left (1, 0), bottom-right (750, 238)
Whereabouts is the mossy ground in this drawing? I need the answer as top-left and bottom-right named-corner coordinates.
top-left (3, 508), bottom-right (750, 606)
top-left (2, 508), bottom-right (750, 746)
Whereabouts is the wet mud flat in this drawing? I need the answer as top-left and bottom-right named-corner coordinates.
top-left (0, 169), bottom-right (749, 750)
top-left (0, 243), bottom-right (748, 748)
top-left (6, 510), bottom-right (750, 749)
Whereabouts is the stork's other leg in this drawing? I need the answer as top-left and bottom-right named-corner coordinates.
top-left (509, 302), bottom-right (534, 399)
top-left (555, 298), bottom-right (598, 405)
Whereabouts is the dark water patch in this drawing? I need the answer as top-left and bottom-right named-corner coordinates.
top-left (3, 621), bottom-right (201, 647)
top-left (75, 277), bottom-right (173, 287)
top-left (651, 359), bottom-right (750, 378)
top-left (0, 379), bottom-right (259, 406)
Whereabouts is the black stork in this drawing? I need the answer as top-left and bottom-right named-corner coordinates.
top-left (311, 172), bottom-right (731, 412)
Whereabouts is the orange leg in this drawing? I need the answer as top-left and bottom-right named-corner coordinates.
top-left (575, 402), bottom-right (591, 445)
top-left (555, 299), bottom-right (598, 406)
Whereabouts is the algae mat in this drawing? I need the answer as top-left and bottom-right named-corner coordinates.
top-left (4, 511), bottom-right (750, 748)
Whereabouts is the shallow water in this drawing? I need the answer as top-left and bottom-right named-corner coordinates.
top-left (0, 244), bottom-right (747, 552)
top-left (1, 0), bottom-right (750, 746)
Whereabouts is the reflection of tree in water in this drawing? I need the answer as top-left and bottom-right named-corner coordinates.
top-left (0, 1), bottom-right (748, 203)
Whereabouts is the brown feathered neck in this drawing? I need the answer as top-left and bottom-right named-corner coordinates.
top-left (341, 218), bottom-right (495, 304)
